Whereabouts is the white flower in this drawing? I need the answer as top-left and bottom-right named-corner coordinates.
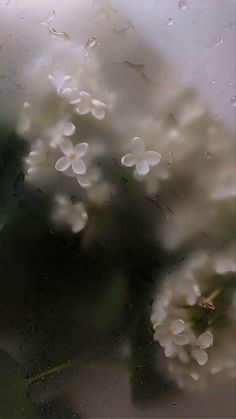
top-left (121, 137), bottom-right (161, 176)
top-left (191, 331), bottom-right (213, 366)
top-left (151, 286), bottom-right (172, 324)
top-left (164, 343), bottom-right (189, 363)
top-left (48, 72), bottom-right (78, 101)
top-left (54, 195), bottom-right (88, 233)
top-left (55, 139), bottom-right (88, 175)
top-left (26, 140), bottom-right (54, 176)
top-left (71, 90), bottom-right (107, 120)
top-left (184, 281), bottom-right (201, 306)
top-left (49, 120), bottom-right (76, 149)
top-left (154, 319), bottom-right (190, 351)
top-left (18, 101), bottom-right (31, 134)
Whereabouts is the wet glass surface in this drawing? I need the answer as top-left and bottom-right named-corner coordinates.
top-left (0, 1), bottom-right (235, 418)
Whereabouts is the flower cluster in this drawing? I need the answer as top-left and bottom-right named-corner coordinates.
top-left (19, 15), bottom-right (235, 246)
top-left (151, 244), bottom-right (236, 390)
top-left (19, 32), bottom-right (164, 234)
top-left (17, 9), bottom-right (235, 395)
top-left (48, 73), bottom-right (107, 120)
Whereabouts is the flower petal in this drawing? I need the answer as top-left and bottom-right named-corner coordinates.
top-left (145, 151), bottom-right (161, 166)
top-left (76, 203), bottom-right (88, 220)
top-left (197, 331), bottom-right (213, 349)
top-left (55, 156), bottom-right (71, 172)
top-left (75, 91), bottom-right (91, 115)
top-left (60, 87), bottom-right (73, 99)
top-left (171, 319), bottom-right (185, 335)
top-left (121, 153), bottom-right (136, 167)
top-left (131, 137), bottom-right (145, 154)
top-left (72, 221), bottom-right (86, 234)
top-left (186, 290), bottom-right (198, 306)
top-left (49, 72), bottom-right (72, 98)
top-left (71, 209), bottom-right (88, 233)
top-left (61, 87), bottom-right (78, 101)
top-left (164, 343), bottom-right (177, 358)
top-left (63, 122), bottom-right (76, 136)
top-left (72, 158), bottom-right (86, 175)
top-left (136, 160), bottom-right (149, 176)
top-left (77, 174), bottom-right (92, 188)
top-left (154, 324), bottom-right (171, 347)
top-left (48, 72), bottom-right (70, 89)
top-left (60, 139), bottom-right (73, 155)
top-left (186, 283), bottom-right (201, 305)
top-left (190, 372), bottom-right (199, 381)
top-left (74, 142), bottom-right (88, 157)
top-left (178, 349), bottom-right (189, 364)
top-left (91, 99), bottom-right (107, 120)
top-left (192, 348), bottom-right (208, 366)
top-left (55, 194), bottom-right (69, 206)
top-left (193, 283), bottom-right (201, 297)
top-left (173, 333), bottom-right (190, 346)
top-left (50, 135), bottom-right (61, 149)
top-left (27, 167), bottom-right (38, 176)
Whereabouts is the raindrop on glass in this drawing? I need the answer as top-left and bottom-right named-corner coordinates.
top-left (179, 1), bottom-right (188, 11)
top-left (40, 9), bottom-right (55, 27)
top-left (85, 36), bottom-right (97, 49)
top-left (204, 151), bottom-right (213, 160)
top-left (166, 18), bottom-right (173, 26)
top-left (231, 96), bottom-right (236, 107)
top-left (214, 36), bottom-right (223, 47)
top-left (20, 17), bottom-right (24, 22)
top-left (48, 27), bottom-right (70, 42)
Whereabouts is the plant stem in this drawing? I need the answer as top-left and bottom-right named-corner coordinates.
top-left (27, 361), bottom-right (71, 386)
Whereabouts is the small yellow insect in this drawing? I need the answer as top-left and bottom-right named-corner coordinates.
top-left (197, 288), bottom-right (221, 310)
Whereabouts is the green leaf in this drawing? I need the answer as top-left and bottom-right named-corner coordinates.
top-left (0, 348), bottom-right (39, 418)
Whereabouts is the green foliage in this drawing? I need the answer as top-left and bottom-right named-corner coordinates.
top-left (0, 122), bottom-right (28, 232)
top-left (188, 274), bottom-right (236, 334)
top-left (0, 348), bottom-right (39, 419)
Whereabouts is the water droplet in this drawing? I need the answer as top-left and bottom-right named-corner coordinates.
top-left (48, 27), bottom-right (70, 42)
top-left (165, 18), bottom-right (173, 26)
top-left (211, 79), bottom-right (216, 85)
top-left (20, 17), bottom-right (24, 22)
top-left (231, 96), bottom-right (236, 107)
top-left (85, 36), bottom-right (97, 49)
top-left (214, 36), bottom-right (223, 47)
top-left (40, 9), bottom-right (55, 26)
top-left (179, 1), bottom-right (188, 11)
top-left (204, 151), bottom-right (213, 159)
top-left (40, 10), bottom-right (69, 42)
